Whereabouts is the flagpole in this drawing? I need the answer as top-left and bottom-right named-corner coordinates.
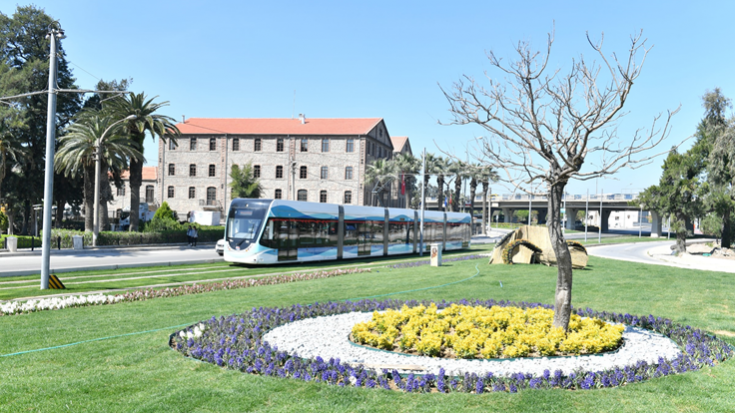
top-left (420, 148), bottom-right (426, 256)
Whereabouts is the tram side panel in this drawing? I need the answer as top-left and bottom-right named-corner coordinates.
top-left (342, 205), bottom-right (387, 259)
top-left (445, 212), bottom-right (472, 251)
top-left (386, 207), bottom-right (416, 255)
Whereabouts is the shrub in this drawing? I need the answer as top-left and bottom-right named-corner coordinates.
top-left (153, 202), bottom-right (175, 221)
top-left (144, 217), bottom-right (184, 233)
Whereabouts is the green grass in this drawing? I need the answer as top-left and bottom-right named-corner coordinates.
top-left (1, 252), bottom-right (734, 412)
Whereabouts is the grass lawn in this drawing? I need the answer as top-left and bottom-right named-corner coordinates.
top-left (1, 250), bottom-right (734, 412)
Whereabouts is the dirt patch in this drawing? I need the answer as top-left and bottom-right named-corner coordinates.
top-left (714, 330), bottom-right (735, 338)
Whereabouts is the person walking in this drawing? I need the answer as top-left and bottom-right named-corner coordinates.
top-left (187, 225), bottom-right (193, 246)
top-left (192, 226), bottom-right (198, 247)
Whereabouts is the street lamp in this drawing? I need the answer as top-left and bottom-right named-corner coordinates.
top-left (93, 114), bottom-right (136, 246)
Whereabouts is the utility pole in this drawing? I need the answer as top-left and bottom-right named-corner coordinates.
top-left (527, 191), bottom-right (532, 226)
top-left (420, 148), bottom-right (426, 256)
top-left (40, 27), bottom-right (64, 290)
top-left (598, 188), bottom-right (603, 244)
top-left (585, 188), bottom-right (589, 242)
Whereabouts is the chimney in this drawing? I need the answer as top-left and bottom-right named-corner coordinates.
top-left (182, 115), bottom-right (186, 124)
top-left (299, 113), bottom-right (305, 124)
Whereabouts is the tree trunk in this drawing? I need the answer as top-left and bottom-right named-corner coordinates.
top-left (6, 209), bottom-right (14, 235)
top-left (675, 213), bottom-right (687, 253)
top-left (481, 181), bottom-right (488, 235)
top-left (129, 157), bottom-right (143, 232)
top-left (423, 174), bottom-right (430, 210)
top-left (55, 197), bottom-right (65, 229)
top-left (721, 209), bottom-right (732, 249)
top-left (549, 182), bottom-right (574, 331)
top-left (99, 160), bottom-right (112, 231)
top-left (453, 176), bottom-right (462, 212)
top-left (469, 179), bottom-right (477, 235)
top-left (21, 199), bottom-right (29, 235)
top-left (437, 175), bottom-right (445, 211)
top-left (83, 163), bottom-right (95, 232)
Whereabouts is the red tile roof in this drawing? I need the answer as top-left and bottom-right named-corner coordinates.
top-left (390, 136), bottom-right (409, 152)
top-left (175, 118), bottom-right (383, 136)
top-left (120, 166), bottom-right (157, 181)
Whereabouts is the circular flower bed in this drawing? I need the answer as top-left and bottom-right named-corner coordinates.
top-left (351, 304), bottom-right (624, 358)
top-left (169, 299), bottom-right (733, 393)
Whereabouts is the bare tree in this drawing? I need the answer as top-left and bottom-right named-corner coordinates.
top-left (442, 28), bottom-right (678, 330)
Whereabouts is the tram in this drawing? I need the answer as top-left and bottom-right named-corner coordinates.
top-left (223, 198), bottom-right (471, 265)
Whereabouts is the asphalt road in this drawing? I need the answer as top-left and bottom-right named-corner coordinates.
top-left (586, 240), bottom-right (675, 265)
top-left (0, 245), bottom-right (223, 277)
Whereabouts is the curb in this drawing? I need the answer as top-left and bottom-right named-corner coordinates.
top-left (0, 242), bottom-right (217, 258)
top-left (0, 257), bottom-right (225, 277)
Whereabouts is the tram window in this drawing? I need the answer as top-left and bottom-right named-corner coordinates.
top-left (389, 222), bottom-right (411, 244)
top-left (227, 209), bottom-right (263, 241)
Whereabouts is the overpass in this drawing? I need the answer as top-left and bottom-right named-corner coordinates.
top-left (423, 192), bottom-right (666, 236)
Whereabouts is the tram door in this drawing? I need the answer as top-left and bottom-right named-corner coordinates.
top-left (356, 222), bottom-right (371, 256)
top-left (277, 219), bottom-right (298, 261)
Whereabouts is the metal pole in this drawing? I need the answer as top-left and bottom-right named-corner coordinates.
top-left (667, 216), bottom-right (670, 239)
top-left (598, 188), bottom-right (602, 244)
top-left (420, 148), bottom-right (426, 256)
top-left (639, 205), bottom-right (642, 238)
top-left (528, 191), bottom-right (531, 226)
top-left (563, 192), bottom-right (567, 235)
top-left (487, 186), bottom-right (492, 233)
top-left (93, 142), bottom-right (102, 246)
top-left (40, 28), bottom-right (62, 290)
top-left (419, 148), bottom-right (426, 253)
top-left (584, 188), bottom-right (590, 242)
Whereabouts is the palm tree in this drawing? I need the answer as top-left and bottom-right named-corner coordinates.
top-left (435, 157), bottom-right (451, 211)
top-left (366, 159), bottom-right (397, 206)
top-left (229, 163), bottom-right (263, 199)
top-left (55, 113), bottom-right (143, 232)
top-left (391, 153), bottom-right (420, 208)
top-left (421, 153), bottom-right (438, 210)
top-left (110, 92), bottom-right (179, 232)
top-left (0, 117), bottom-right (27, 206)
top-left (478, 165), bottom-right (500, 234)
top-left (448, 160), bottom-right (468, 212)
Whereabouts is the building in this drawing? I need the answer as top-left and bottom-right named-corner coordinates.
top-left (108, 166), bottom-right (158, 218)
top-left (157, 116), bottom-right (400, 217)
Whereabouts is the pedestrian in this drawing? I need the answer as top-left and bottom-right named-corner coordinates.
top-left (186, 225), bottom-right (193, 246)
top-left (192, 226), bottom-right (198, 247)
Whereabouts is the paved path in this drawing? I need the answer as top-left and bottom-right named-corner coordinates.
top-left (0, 244), bottom-right (222, 277)
top-left (587, 239), bottom-right (735, 274)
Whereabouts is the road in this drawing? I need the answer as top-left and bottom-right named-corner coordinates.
top-left (586, 240), bottom-right (673, 265)
top-left (0, 245), bottom-right (223, 277)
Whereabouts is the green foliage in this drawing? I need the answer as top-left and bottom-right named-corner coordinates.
top-left (143, 217), bottom-right (182, 233)
top-left (153, 201), bottom-right (175, 221)
top-left (701, 213), bottom-right (723, 238)
top-left (513, 209), bottom-right (538, 224)
top-left (0, 210), bottom-right (7, 232)
top-left (229, 163), bottom-right (262, 199)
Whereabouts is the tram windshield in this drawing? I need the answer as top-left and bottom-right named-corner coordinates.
top-left (227, 203), bottom-right (267, 248)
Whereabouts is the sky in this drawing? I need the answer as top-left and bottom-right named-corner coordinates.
top-left (6, 0), bottom-right (735, 196)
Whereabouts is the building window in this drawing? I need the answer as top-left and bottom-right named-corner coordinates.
top-left (320, 166), bottom-right (328, 179)
top-left (276, 165), bottom-right (283, 179)
top-left (168, 164), bottom-right (175, 176)
top-left (275, 189), bottom-right (282, 199)
top-left (254, 138), bottom-right (261, 152)
top-left (167, 186), bottom-right (174, 198)
top-left (189, 164), bottom-right (196, 177)
top-left (188, 187), bottom-right (196, 199)
top-left (297, 189), bottom-right (307, 201)
top-left (146, 185), bottom-right (154, 203)
top-left (206, 187), bottom-right (216, 206)
top-left (190, 137), bottom-right (196, 150)
top-left (321, 138), bottom-right (329, 152)
top-left (232, 138), bottom-right (239, 151)
top-left (320, 190), bottom-right (327, 203)
top-left (209, 138), bottom-right (216, 151)
top-left (253, 165), bottom-right (261, 178)
top-left (277, 138), bottom-right (284, 152)
top-left (346, 138), bottom-right (354, 152)
top-left (116, 186), bottom-right (125, 196)
top-left (300, 138), bottom-right (308, 152)
top-left (344, 191), bottom-right (352, 204)
top-left (300, 166), bottom-right (307, 179)
top-left (209, 164), bottom-right (216, 177)
top-left (168, 140), bottom-right (177, 150)
top-left (345, 166), bottom-right (353, 180)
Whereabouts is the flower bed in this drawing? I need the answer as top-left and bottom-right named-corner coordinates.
top-left (389, 254), bottom-right (487, 269)
top-left (0, 268), bottom-right (371, 316)
top-left (351, 304), bottom-right (623, 358)
top-left (169, 299), bottom-right (733, 393)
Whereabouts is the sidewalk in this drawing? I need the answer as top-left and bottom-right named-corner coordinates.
top-left (645, 241), bottom-right (735, 274)
top-left (0, 241), bottom-right (216, 258)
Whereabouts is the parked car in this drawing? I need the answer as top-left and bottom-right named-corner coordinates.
top-left (215, 239), bottom-right (225, 256)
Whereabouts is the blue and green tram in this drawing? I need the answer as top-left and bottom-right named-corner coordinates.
top-left (223, 198), bottom-right (471, 265)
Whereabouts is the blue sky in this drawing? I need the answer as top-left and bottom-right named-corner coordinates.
top-left (8, 0), bottom-right (735, 195)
